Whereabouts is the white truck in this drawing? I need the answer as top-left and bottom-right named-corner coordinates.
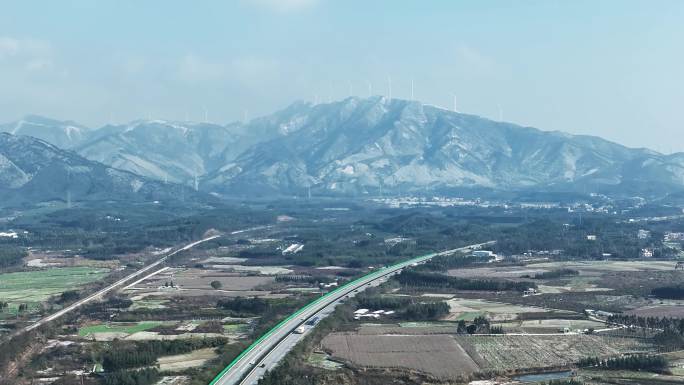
top-left (294, 326), bottom-right (306, 334)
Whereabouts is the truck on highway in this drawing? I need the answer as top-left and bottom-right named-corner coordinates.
top-left (294, 326), bottom-right (306, 334)
top-left (305, 316), bottom-right (319, 326)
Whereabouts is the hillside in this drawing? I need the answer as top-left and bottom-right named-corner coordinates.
top-left (0, 133), bottom-right (202, 206)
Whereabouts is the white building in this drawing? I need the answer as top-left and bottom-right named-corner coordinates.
top-left (281, 243), bottom-right (304, 255)
top-left (472, 250), bottom-right (494, 258)
top-left (665, 232), bottom-right (684, 242)
top-left (637, 229), bottom-right (651, 240)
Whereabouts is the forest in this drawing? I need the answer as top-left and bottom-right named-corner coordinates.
top-left (395, 270), bottom-right (536, 292)
top-left (578, 355), bottom-right (668, 373)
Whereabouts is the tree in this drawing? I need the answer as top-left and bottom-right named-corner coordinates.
top-left (456, 320), bottom-right (467, 334)
top-left (210, 280), bottom-right (222, 290)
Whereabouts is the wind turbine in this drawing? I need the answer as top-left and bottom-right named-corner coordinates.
top-left (411, 79), bottom-right (415, 100)
top-left (367, 81), bottom-right (373, 97)
top-left (203, 106), bottom-right (209, 123)
top-left (451, 94), bottom-right (458, 112)
top-left (66, 169), bottom-right (71, 209)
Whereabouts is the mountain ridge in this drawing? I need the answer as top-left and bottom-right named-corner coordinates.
top-left (0, 132), bottom-right (204, 206)
top-left (3, 96), bottom-right (684, 198)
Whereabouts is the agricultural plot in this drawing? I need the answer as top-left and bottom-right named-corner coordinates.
top-left (577, 368), bottom-right (684, 385)
top-left (448, 266), bottom-right (547, 279)
top-left (157, 348), bottom-right (218, 372)
top-left (357, 324), bottom-right (456, 335)
top-left (123, 331), bottom-right (226, 341)
top-left (200, 256), bottom-right (248, 264)
top-left (124, 268), bottom-right (277, 298)
top-left (79, 321), bottom-right (164, 337)
top-left (516, 319), bottom-right (606, 332)
top-left (79, 320), bottom-right (232, 341)
top-left (627, 305), bottom-right (684, 318)
top-left (445, 298), bottom-right (555, 321)
top-left (0, 266), bottom-right (109, 311)
top-left (322, 333), bottom-right (479, 379)
top-left (307, 352), bottom-right (344, 370)
top-left (128, 297), bottom-right (170, 310)
top-left (528, 260), bottom-right (678, 274)
top-left (456, 335), bottom-right (654, 371)
top-left (207, 265), bottom-right (293, 275)
top-left (449, 261), bottom-right (677, 280)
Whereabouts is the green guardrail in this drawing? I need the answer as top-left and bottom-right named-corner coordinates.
top-left (208, 250), bottom-right (445, 385)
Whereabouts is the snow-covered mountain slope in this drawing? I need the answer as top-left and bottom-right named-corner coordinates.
top-left (0, 132), bottom-right (201, 206)
top-left (75, 120), bottom-right (247, 184)
top-left (0, 115), bottom-right (89, 149)
top-left (5, 97), bottom-right (684, 197)
top-left (202, 96), bottom-right (684, 196)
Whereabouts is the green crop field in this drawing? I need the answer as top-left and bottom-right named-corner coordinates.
top-left (0, 267), bottom-right (110, 314)
top-left (78, 321), bottom-right (164, 336)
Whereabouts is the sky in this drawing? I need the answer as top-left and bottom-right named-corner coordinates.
top-left (1, 0), bottom-right (683, 152)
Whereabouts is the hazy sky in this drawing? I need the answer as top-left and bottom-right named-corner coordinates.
top-left (1, 0), bottom-right (683, 152)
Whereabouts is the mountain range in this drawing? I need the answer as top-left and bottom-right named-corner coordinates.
top-left (0, 132), bottom-right (201, 206)
top-left (2, 96), bottom-right (683, 204)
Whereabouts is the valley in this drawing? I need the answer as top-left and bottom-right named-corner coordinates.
top-left (1, 197), bottom-right (684, 385)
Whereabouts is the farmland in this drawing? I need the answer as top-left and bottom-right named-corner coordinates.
top-left (458, 334), bottom-right (654, 372)
top-left (0, 266), bottom-right (109, 314)
top-left (443, 297), bottom-right (556, 322)
top-left (157, 348), bottom-right (219, 371)
top-left (4, 197), bottom-right (684, 385)
top-left (320, 325), bottom-right (656, 380)
top-left (79, 321), bottom-right (165, 337)
top-left (322, 333), bottom-right (479, 379)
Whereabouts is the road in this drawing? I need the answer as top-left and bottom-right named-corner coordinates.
top-left (210, 241), bottom-right (495, 385)
top-left (22, 234), bottom-right (220, 333)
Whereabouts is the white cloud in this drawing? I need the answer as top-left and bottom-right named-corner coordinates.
top-left (0, 36), bottom-right (52, 59)
top-left (0, 36), bottom-right (54, 74)
top-left (25, 58), bottom-right (53, 72)
top-left (0, 37), bottom-right (20, 57)
top-left (178, 54), bottom-right (227, 83)
top-left (455, 43), bottom-right (495, 72)
top-left (244, 0), bottom-right (318, 12)
top-left (231, 56), bottom-right (280, 82)
top-left (176, 53), bottom-right (282, 87)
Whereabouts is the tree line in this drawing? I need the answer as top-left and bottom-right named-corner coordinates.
top-left (102, 368), bottom-right (160, 385)
top-left (395, 270), bottom-right (536, 292)
top-left (402, 301), bottom-right (450, 320)
top-left (577, 355), bottom-right (668, 373)
top-left (101, 338), bottom-right (225, 372)
top-left (216, 297), bottom-right (270, 315)
top-left (607, 314), bottom-right (684, 332)
top-left (526, 268), bottom-right (580, 280)
top-left (419, 254), bottom-right (491, 272)
top-left (456, 316), bottom-right (504, 334)
top-left (0, 246), bottom-right (26, 269)
top-left (652, 285), bottom-right (684, 300)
